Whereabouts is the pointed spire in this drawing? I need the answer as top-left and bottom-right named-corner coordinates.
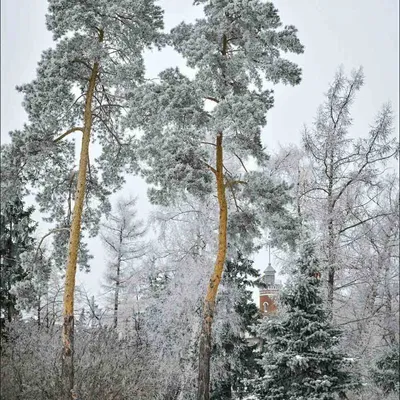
top-left (265, 242), bottom-right (275, 274)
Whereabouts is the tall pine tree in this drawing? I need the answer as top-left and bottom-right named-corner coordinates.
top-left (10, 1), bottom-right (164, 396)
top-left (127, 2), bottom-right (304, 396)
top-left (251, 242), bottom-right (359, 400)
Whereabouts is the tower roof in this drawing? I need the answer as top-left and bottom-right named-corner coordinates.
top-left (259, 262), bottom-right (276, 287)
top-left (264, 263), bottom-right (276, 275)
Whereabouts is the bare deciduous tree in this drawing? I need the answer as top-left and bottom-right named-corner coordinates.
top-left (100, 196), bottom-right (147, 328)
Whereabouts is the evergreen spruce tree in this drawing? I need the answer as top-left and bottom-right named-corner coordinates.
top-left (11, 245), bottom-right (55, 328)
top-left (251, 242), bottom-right (359, 400)
top-left (211, 252), bottom-right (262, 399)
top-left (371, 345), bottom-right (399, 396)
top-left (0, 198), bottom-right (37, 326)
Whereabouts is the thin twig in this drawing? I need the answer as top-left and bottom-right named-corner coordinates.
top-left (232, 152), bottom-right (248, 173)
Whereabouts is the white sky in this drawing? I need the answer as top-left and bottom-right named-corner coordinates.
top-left (1, 0), bottom-right (399, 302)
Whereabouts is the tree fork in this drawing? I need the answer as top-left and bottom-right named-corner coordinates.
top-left (197, 132), bottom-right (228, 400)
top-left (61, 30), bottom-right (103, 400)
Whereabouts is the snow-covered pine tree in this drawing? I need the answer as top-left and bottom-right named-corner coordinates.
top-left (100, 196), bottom-right (147, 328)
top-left (9, 1), bottom-right (164, 397)
top-left (251, 242), bottom-right (359, 400)
top-left (127, 2), bottom-right (304, 397)
top-left (211, 252), bottom-right (262, 399)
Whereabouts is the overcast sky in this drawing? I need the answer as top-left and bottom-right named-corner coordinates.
top-left (1, 0), bottom-right (399, 301)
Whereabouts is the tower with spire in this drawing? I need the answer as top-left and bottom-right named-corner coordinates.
top-left (259, 243), bottom-right (281, 315)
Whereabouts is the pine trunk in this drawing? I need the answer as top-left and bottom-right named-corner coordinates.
top-left (197, 133), bottom-right (228, 400)
top-left (61, 30), bottom-right (102, 399)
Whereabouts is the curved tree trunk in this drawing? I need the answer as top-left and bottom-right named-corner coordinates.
top-left (61, 31), bottom-right (103, 400)
top-left (197, 132), bottom-right (228, 400)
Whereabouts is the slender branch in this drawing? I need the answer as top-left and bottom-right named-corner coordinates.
top-left (72, 58), bottom-right (92, 70)
top-left (222, 164), bottom-right (234, 180)
top-left (200, 141), bottom-right (217, 147)
top-left (34, 228), bottom-right (70, 262)
top-left (92, 113), bottom-right (122, 147)
top-left (228, 185), bottom-right (243, 212)
top-left (53, 127), bottom-right (84, 143)
top-left (225, 180), bottom-right (247, 188)
top-left (154, 209), bottom-right (203, 223)
top-left (332, 150), bottom-right (396, 210)
top-left (232, 152), bottom-right (248, 173)
top-left (334, 279), bottom-right (362, 291)
top-left (101, 235), bottom-right (119, 254)
top-left (204, 96), bottom-right (219, 104)
top-left (59, 93), bottom-right (86, 123)
top-left (339, 213), bottom-right (393, 234)
top-left (303, 131), bottom-right (326, 162)
top-left (203, 161), bottom-right (217, 175)
top-left (300, 186), bottom-right (330, 198)
top-left (337, 304), bottom-right (385, 326)
top-left (330, 79), bottom-right (356, 129)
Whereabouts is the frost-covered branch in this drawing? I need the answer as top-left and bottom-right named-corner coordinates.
top-left (53, 127), bottom-right (84, 143)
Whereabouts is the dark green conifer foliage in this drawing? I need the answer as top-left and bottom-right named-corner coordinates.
top-left (371, 345), bottom-right (399, 395)
top-left (0, 198), bottom-right (37, 324)
top-left (251, 243), bottom-right (359, 400)
top-left (211, 252), bottom-right (262, 399)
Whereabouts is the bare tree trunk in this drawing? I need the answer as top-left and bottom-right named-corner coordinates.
top-left (296, 164), bottom-right (304, 218)
top-left (383, 254), bottom-right (396, 345)
top-left (61, 30), bottom-right (103, 400)
top-left (327, 144), bottom-right (335, 310)
top-left (197, 133), bottom-right (228, 400)
top-left (113, 226), bottom-right (123, 329)
top-left (327, 257), bottom-right (335, 307)
top-left (45, 286), bottom-right (49, 328)
top-left (113, 261), bottom-right (120, 329)
top-left (7, 219), bottom-right (14, 323)
top-left (37, 294), bottom-right (41, 327)
top-left (7, 282), bottom-right (13, 323)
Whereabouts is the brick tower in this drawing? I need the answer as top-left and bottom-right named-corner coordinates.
top-left (259, 246), bottom-right (280, 316)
